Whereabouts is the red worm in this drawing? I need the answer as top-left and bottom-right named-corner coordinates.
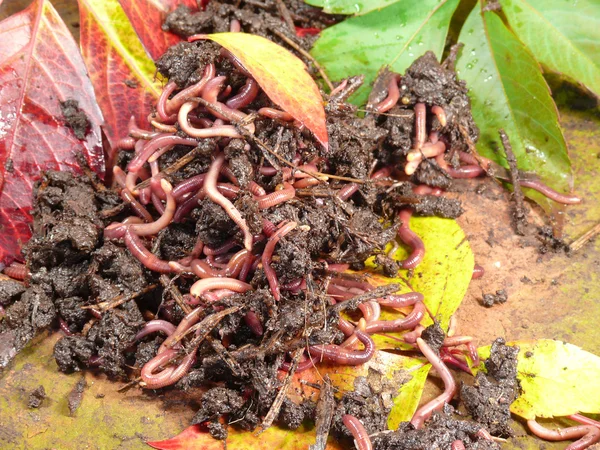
top-left (329, 277), bottom-right (373, 292)
top-left (431, 105), bottom-right (447, 127)
top-left (226, 78), bottom-right (260, 109)
top-left (190, 277), bottom-right (252, 298)
top-left (127, 116), bottom-right (161, 140)
top-left (178, 101), bottom-right (241, 139)
top-left (205, 153), bottom-right (253, 250)
top-left (135, 320), bottom-right (176, 341)
top-left (172, 183), bottom-right (239, 223)
top-left (375, 74), bottom-right (400, 113)
top-left (191, 250), bottom-right (249, 279)
top-left (263, 221), bottom-right (298, 301)
top-left (256, 183), bottom-right (296, 209)
top-left (410, 337), bottom-right (457, 429)
top-left (282, 164), bottom-right (319, 181)
top-left (123, 229), bottom-right (173, 274)
top-left (141, 348), bottom-right (197, 389)
top-left (3, 262), bottom-right (28, 281)
top-left (308, 330), bottom-right (375, 365)
top-left (248, 181), bottom-right (266, 196)
top-left (451, 440), bottom-right (465, 450)
top-left (238, 254), bottom-right (256, 282)
top-left (204, 238), bottom-right (240, 256)
top-left (397, 209), bottom-right (425, 269)
top-left (244, 311), bottom-right (263, 336)
top-left (342, 414), bottom-right (373, 450)
top-left (377, 292), bottom-right (424, 308)
top-left (160, 307), bottom-right (204, 353)
top-left (261, 218), bottom-right (278, 237)
top-left (293, 178), bottom-right (320, 188)
top-left (258, 107), bottom-right (294, 121)
top-left (120, 188), bottom-right (153, 222)
top-left (128, 180), bottom-right (175, 236)
top-left (116, 136), bottom-right (136, 150)
top-left (326, 263), bottom-right (351, 272)
top-left (472, 265), bottom-right (485, 279)
top-left (156, 81), bottom-right (178, 122)
top-left (128, 135), bottom-right (198, 172)
top-left (58, 317), bottom-right (73, 336)
top-left (519, 180), bottom-right (582, 205)
top-left (229, 18), bottom-right (241, 32)
top-left (172, 174), bottom-right (206, 201)
top-left (569, 415), bottom-right (600, 429)
top-left (527, 419), bottom-right (600, 450)
top-left (338, 183), bottom-right (360, 201)
top-left (279, 354), bottom-right (316, 373)
top-left (202, 76), bottom-right (254, 132)
top-left (366, 301), bottom-right (425, 333)
top-left (414, 103), bottom-right (427, 149)
top-left (407, 141), bottom-right (446, 161)
top-left (165, 63), bottom-right (216, 115)
top-left (436, 154), bottom-right (485, 179)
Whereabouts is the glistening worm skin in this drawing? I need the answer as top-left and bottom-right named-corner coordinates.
top-left (128, 135), bottom-right (198, 172)
top-left (472, 265), bottom-right (485, 280)
top-left (226, 78), bottom-right (260, 109)
top-left (342, 414), bottom-right (373, 450)
top-left (527, 419), bottom-right (600, 450)
top-left (123, 229), bottom-right (173, 274)
top-left (165, 63), bottom-right (216, 115)
top-left (377, 292), bottom-right (424, 308)
top-left (178, 101), bottom-right (241, 139)
top-left (397, 209), bottom-right (425, 269)
top-left (450, 440), bottom-right (466, 450)
top-left (308, 330), bottom-right (375, 365)
top-left (365, 301), bottom-right (426, 333)
top-left (128, 180), bottom-right (176, 236)
top-left (135, 320), bottom-right (177, 341)
top-left (190, 277), bottom-right (252, 298)
top-left (410, 337), bottom-right (457, 429)
top-left (3, 262), bottom-right (28, 281)
top-left (519, 180), bottom-right (582, 205)
top-left (205, 153), bottom-right (254, 250)
top-left (258, 107), bottom-right (294, 121)
top-left (431, 105), bottom-right (447, 127)
top-left (256, 183), bottom-right (296, 209)
top-left (375, 74), bottom-right (400, 113)
top-left (263, 221), bottom-right (298, 301)
top-left (140, 348), bottom-right (197, 389)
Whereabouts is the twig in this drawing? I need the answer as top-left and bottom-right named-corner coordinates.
top-left (84, 284), bottom-right (159, 312)
top-left (499, 129), bottom-right (527, 235)
top-left (159, 274), bottom-right (192, 314)
top-left (169, 306), bottom-right (241, 349)
top-left (269, 28), bottom-right (334, 92)
top-left (330, 284), bottom-right (402, 315)
top-left (570, 222), bottom-right (600, 253)
top-left (273, 0), bottom-right (297, 35)
top-left (256, 347), bottom-right (303, 434)
top-left (310, 375), bottom-right (335, 450)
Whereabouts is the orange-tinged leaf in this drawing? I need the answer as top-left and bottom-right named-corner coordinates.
top-left (119, 0), bottom-right (197, 61)
top-left (147, 424), bottom-right (343, 450)
top-left (191, 32), bottom-right (328, 149)
top-left (0, 0), bottom-right (104, 265)
top-left (78, 0), bottom-right (161, 149)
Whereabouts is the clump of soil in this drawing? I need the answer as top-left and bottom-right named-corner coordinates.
top-left (481, 290), bottom-right (508, 308)
top-left (460, 338), bottom-right (520, 437)
top-left (28, 385), bottom-right (46, 408)
top-left (60, 99), bottom-right (90, 140)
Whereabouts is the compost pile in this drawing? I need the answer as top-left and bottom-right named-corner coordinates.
top-left (0, 2), bottom-right (582, 449)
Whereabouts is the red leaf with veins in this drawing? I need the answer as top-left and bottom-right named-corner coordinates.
top-left (119, 0), bottom-right (198, 61)
top-left (0, 0), bottom-right (104, 265)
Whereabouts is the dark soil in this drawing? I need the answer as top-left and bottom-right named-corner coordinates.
top-left (60, 99), bottom-right (90, 140)
top-left (27, 385), bottom-right (46, 408)
top-left (481, 290), bottom-right (508, 308)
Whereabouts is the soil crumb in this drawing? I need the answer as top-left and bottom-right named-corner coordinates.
top-left (67, 377), bottom-right (87, 416)
top-left (28, 385), bottom-right (46, 408)
top-left (60, 99), bottom-right (90, 140)
top-left (481, 290), bottom-right (508, 308)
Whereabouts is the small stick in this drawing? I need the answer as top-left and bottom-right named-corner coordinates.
top-left (84, 284), bottom-right (159, 312)
top-left (310, 375), bottom-right (335, 450)
top-left (270, 28), bottom-right (334, 91)
top-left (159, 274), bottom-right (192, 314)
top-left (273, 0), bottom-right (297, 35)
top-left (570, 222), bottom-right (600, 253)
top-left (499, 129), bottom-right (527, 235)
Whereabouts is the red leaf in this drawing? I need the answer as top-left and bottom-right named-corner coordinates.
top-left (119, 0), bottom-right (197, 61)
top-left (78, 0), bottom-right (161, 151)
top-left (0, 0), bottom-right (104, 265)
top-left (295, 26), bottom-right (321, 37)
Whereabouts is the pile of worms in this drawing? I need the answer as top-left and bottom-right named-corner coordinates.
top-left (2, 22), bottom-right (590, 450)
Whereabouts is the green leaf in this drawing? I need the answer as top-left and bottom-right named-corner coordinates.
top-left (364, 216), bottom-right (474, 349)
top-left (304, 0), bottom-right (398, 15)
top-left (310, 0), bottom-right (459, 105)
top-left (501, 0), bottom-right (600, 98)
top-left (455, 4), bottom-right (572, 211)
top-left (477, 340), bottom-right (600, 420)
top-left (387, 362), bottom-right (431, 428)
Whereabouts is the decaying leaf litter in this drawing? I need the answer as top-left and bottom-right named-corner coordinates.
top-left (0, 0), bottom-right (596, 448)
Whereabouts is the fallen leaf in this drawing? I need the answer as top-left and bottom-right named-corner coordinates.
top-left (0, 0), bottom-right (104, 265)
top-left (147, 424), bottom-right (343, 450)
top-left (78, 0), bottom-right (161, 150)
top-left (191, 32), bottom-right (328, 149)
top-left (477, 340), bottom-right (600, 420)
top-left (305, 0), bottom-right (398, 15)
top-left (501, 0), bottom-right (600, 98)
top-left (364, 216), bottom-right (474, 350)
top-left (456, 4), bottom-right (573, 211)
top-left (119, 0), bottom-right (197, 61)
top-left (310, 0), bottom-right (460, 105)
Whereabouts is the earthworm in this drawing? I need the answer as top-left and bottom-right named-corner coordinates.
top-left (279, 354), bottom-right (316, 373)
top-left (229, 18), bottom-right (241, 32)
top-left (205, 153), bottom-right (253, 250)
top-left (159, 306), bottom-right (205, 353)
top-left (152, 192), bottom-right (165, 215)
top-left (282, 164), bottom-right (319, 181)
top-left (201, 289), bottom-right (236, 302)
top-left (123, 229), bottom-right (173, 273)
top-left (326, 263), bottom-right (351, 272)
top-left (226, 78), bottom-right (260, 109)
top-left (190, 277), bottom-right (252, 298)
top-left (217, 48), bottom-right (251, 77)
top-left (431, 105), bottom-right (447, 127)
top-left (165, 63), bottom-right (216, 115)
top-left (308, 330), bottom-right (374, 365)
top-left (410, 337), bottom-right (457, 429)
top-left (519, 180), bottom-right (582, 205)
top-left (256, 183), bottom-right (296, 209)
top-left (405, 158), bottom-right (422, 176)
top-left (244, 311), bottom-right (263, 336)
top-left (263, 221), bottom-right (298, 301)
top-left (343, 414), bottom-right (373, 450)
top-left (156, 80), bottom-right (178, 122)
top-left (329, 277), bottom-right (373, 292)
top-left (407, 141), bottom-right (446, 162)
top-left (120, 188), bottom-right (153, 222)
top-left (172, 174), bottom-right (206, 201)
top-left (248, 181), bottom-right (266, 196)
top-left (128, 135), bottom-right (198, 172)
top-left (327, 285), bottom-right (355, 301)
top-left (450, 440), bottom-right (465, 450)
top-left (3, 262), bottom-right (28, 280)
top-left (261, 218), bottom-right (278, 237)
top-left (436, 154), bottom-right (485, 179)
top-left (258, 107), bottom-right (294, 121)
top-left (366, 301), bottom-right (425, 333)
top-left (238, 254), bottom-right (256, 282)
top-left (112, 166), bottom-right (127, 187)
top-left (202, 76), bottom-right (255, 133)
top-left (141, 348), bottom-right (197, 389)
top-left (376, 74), bottom-right (400, 113)
top-left (441, 352), bottom-right (472, 375)
top-left (58, 317), bottom-right (72, 336)
top-left (569, 415), bottom-right (600, 429)
top-left (204, 239), bottom-right (240, 256)
top-left (329, 79), bottom-right (348, 97)
top-left (116, 136), bottom-right (136, 150)
top-left (128, 180), bottom-right (175, 236)
top-left (172, 183), bottom-right (240, 223)
top-left (358, 302), bottom-right (381, 323)
top-left (338, 183), bottom-right (360, 200)
top-left (191, 249), bottom-right (249, 279)
top-left (127, 116), bottom-right (160, 140)
top-left (377, 292), bottom-right (424, 308)
top-left (527, 419), bottom-right (600, 450)
top-left (404, 325), bottom-right (425, 344)
top-left (414, 103), bottom-right (427, 149)
top-left (178, 101), bottom-right (242, 139)
top-left (472, 265), bottom-right (485, 279)
top-left (293, 177), bottom-right (321, 188)
top-left (397, 208), bottom-right (425, 269)
top-left (135, 320), bottom-right (177, 341)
